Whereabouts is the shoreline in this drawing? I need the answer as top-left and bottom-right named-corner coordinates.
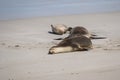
top-left (0, 11), bottom-right (120, 21)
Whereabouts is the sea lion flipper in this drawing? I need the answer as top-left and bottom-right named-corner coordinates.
top-left (54, 38), bottom-right (63, 40)
top-left (90, 36), bottom-right (107, 39)
top-left (91, 34), bottom-right (97, 36)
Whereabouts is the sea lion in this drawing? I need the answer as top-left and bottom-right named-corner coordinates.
top-left (68, 26), bottom-right (91, 38)
top-left (55, 26), bottom-right (106, 40)
top-left (50, 24), bottom-right (71, 35)
top-left (49, 36), bottom-right (93, 54)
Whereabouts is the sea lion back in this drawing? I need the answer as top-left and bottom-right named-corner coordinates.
top-left (68, 26), bottom-right (91, 38)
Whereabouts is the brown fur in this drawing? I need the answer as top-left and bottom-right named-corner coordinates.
top-left (66, 26), bottom-right (91, 39)
top-left (55, 26), bottom-right (106, 40)
top-left (49, 36), bottom-right (92, 54)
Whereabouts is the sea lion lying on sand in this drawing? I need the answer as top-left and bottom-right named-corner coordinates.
top-left (55, 26), bottom-right (106, 40)
top-left (68, 26), bottom-right (91, 38)
top-left (48, 26), bottom-right (106, 54)
top-left (50, 24), bottom-right (72, 35)
top-left (49, 36), bottom-right (93, 54)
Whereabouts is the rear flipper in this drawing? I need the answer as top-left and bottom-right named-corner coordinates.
top-left (54, 35), bottom-right (107, 40)
top-left (91, 34), bottom-right (97, 36)
top-left (54, 38), bottom-right (63, 40)
top-left (54, 36), bottom-right (69, 40)
top-left (90, 36), bottom-right (107, 39)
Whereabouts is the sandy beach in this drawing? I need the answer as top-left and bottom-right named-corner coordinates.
top-left (0, 12), bottom-right (120, 80)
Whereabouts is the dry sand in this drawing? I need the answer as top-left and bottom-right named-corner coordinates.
top-left (0, 12), bottom-right (120, 80)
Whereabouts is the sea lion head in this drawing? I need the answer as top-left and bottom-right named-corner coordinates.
top-left (48, 46), bottom-right (59, 54)
top-left (48, 45), bottom-right (73, 54)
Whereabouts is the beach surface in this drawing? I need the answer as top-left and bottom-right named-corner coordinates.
top-left (0, 12), bottom-right (120, 80)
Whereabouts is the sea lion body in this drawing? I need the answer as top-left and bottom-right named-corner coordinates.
top-left (49, 36), bottom-right (92, 54)
top-left (55, 26), bottom-right (106, 40)
top-left (51, 24), bottom-right (69, 35)
top-left (68, 26), bottom-right (91, 38)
